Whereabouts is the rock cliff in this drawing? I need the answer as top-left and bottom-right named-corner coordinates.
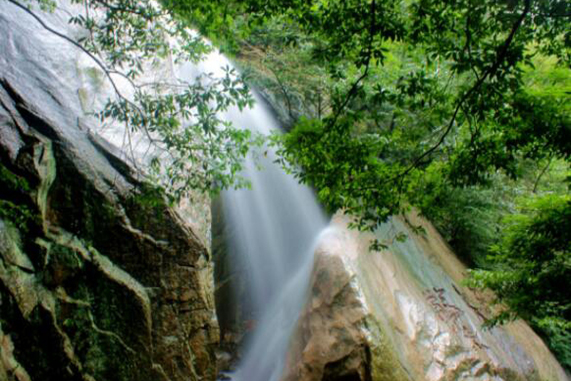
top-left (0, 2), bottom-right (217, 380)
top-left (283, 212), bottom-right (570, 381)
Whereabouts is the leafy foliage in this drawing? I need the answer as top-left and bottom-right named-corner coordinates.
top-left (408, 163), bottom-right (507, 265)
top-left (176, 0), bottom-right (569, 234)
top-left (466, 194), bottom-right (571, 368)
top-left (275, 116), bottom-right (406, 234)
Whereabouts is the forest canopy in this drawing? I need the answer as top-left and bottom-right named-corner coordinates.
top-left (182, 0), bottom-right (570, 223)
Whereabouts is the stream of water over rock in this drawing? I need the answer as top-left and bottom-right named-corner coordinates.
top-left (178, 51), bottom-right (329, 380)
top-left (68, 19), bottom-right (327, 376)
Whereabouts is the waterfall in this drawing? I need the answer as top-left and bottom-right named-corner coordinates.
top-left (17, 0), bottom-right (327, 370)
top-left (177, 51), bottom-right (328, 380)
top-left (74, 18), bottom-right (326, 376)
top-left (220, 139), bottom-right (327, 381)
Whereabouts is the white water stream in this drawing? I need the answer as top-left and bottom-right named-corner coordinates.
top-left (179, 52), bottom-right (328, 380)
top-left (78, 32), bottom-right (327, 376)
top-left (23, 0), bottom-right (328, 370)
top-left (88, 42), bottom-right (327, 377)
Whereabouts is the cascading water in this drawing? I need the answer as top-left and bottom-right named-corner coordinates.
top-left (74, 18), bottom-right (325, 376)
top-left (220, 112), bottom-right (328, 381)
top-left (178, 52), bottom-right (328, 380)
top-left (66, 16), bottom-right (327, 375)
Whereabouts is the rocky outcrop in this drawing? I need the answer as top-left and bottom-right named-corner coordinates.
top-left (283, 212), bottom-right (569, 381)
top-left (0, 2), bottom-right (217, 381)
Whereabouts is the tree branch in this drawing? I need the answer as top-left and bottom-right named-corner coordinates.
top-left (8, 0), bottom-right (148, 125)
top-left (397, 0), bottom-right (532, 179)
top-left (326, 0), bottom-right (376, 129)
top-left (533, 153), bottom-right (553, 193)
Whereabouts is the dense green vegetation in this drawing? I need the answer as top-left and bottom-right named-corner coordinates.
top-left (177, 2), bottom-right (570, 366)
top-left (468, 194), bottom-right (571, 366)
top-left (11, 0), bottom-right (571, 369)
top-left (171, 0), bottom-right (571, 367)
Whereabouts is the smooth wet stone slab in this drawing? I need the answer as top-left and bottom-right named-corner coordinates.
top-left (283, 212), bottom-right (570, 381)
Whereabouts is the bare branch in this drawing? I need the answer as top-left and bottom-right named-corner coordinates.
top-left (533, 153), bottom-right (554, 193)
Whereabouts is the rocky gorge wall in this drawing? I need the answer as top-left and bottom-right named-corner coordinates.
top-left (0, 2), bottom-right (218, 380)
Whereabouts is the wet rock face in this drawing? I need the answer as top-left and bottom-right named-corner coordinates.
top-left (284, 213), bottom-right (570, 381)
top-left (0, 3), bottom-right (217, 381)
top-left (282, 227), bottom-right (407, 381)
